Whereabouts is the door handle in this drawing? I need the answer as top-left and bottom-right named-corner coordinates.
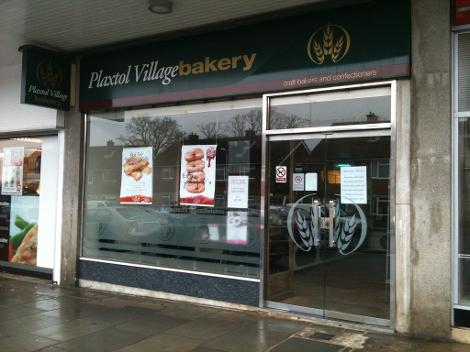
top-left (328, 200), bottom-right (335, 248)
top-left (312, 200), bottom-right (320, 246)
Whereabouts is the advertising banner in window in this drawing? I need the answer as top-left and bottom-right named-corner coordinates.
top-left (0, 196), bottom-right (10, 261)
top-left (9, 196), bottom-right (39, 266)
top-left (2, 147), bottom-right (24, 196)
top-left (226, 211), bottom-right (248, 245)
top-left (179, 145), bottom-right (217, 207)
top-left (120, 147), bottom-right (153, 204)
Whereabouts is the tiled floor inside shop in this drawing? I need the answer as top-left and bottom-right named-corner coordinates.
top-left (0, 273), bottom-right (468, 352)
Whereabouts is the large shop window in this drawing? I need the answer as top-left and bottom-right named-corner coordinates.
top-left (82, 99), bottom-right (262, 278)
top-left (0, 137), bottom-right (58, 272)
top-left (456, 32), bottom-right (470, 325)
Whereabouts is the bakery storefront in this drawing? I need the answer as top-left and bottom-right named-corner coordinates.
top-left (0, 46), bottom-right (69, 280)
top-left (78, 0), bottom-right (410, 326)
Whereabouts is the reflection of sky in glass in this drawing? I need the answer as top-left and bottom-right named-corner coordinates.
top-left (89, 107), bottom-right (262, 146)
top-left (271, 96), bottom-right (390, 129)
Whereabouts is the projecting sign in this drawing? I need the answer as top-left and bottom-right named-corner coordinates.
top-left (19, 45), bottom-right (71, 111)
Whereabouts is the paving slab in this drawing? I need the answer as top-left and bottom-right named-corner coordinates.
top-left (0, 274), bottom-right (469, 352)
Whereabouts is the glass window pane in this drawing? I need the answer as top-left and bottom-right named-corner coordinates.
top-left (458, 33), bottom-right (470, 112)
top-left (269, 87), bottom-right (391, 130)
top-left (459, 120), bottom-right (470, 255)
top-left (0, 139), bottom-right (42, 268)
top-left (460, 258), bottom-right (470, 305)
top-left (82, 100), bottom-right (262, 278)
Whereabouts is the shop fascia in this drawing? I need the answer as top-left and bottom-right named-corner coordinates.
top-left (87, 53), bottom-right (257, 88)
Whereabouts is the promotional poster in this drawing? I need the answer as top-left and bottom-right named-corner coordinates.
top-left (119, 147), bottom-right (153, 204)
top-left (1, 147), bottom-right (24, 196)
top-left (179, 145), bottom-right (217, 207)
top-left (226, 211), bottom-right (248, 245)
top-left (0, 196), bottom-right (11, 261)
top-left (9, 196), bottom-right (39, 266)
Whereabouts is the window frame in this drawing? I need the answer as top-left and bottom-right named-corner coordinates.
top-left (79, 98), bottom-right (263, 282)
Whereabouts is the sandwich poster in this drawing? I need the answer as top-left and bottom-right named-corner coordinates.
top-left (1, 147), bottom-right (24, 196)
top-left (179, 145), bottom-right (216, 207)
top-left (9, 196), bottom-right (39, 266)
top-left (119, 147), bottom-right (153, 204)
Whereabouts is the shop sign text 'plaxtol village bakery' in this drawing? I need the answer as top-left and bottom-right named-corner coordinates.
top-left (79, 1), bottom-right (411, 111)
top-left (87, 54), bottom-right (257, 88)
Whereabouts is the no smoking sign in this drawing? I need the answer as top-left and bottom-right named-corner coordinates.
top-left (275, 166), bottom-right (287, 183)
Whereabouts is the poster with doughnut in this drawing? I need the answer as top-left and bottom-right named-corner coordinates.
top-left (119, 147), bottom-right (153, 204)
top-left (179, 145), bottom-right (217, 207)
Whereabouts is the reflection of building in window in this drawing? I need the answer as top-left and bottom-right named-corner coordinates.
top-left (239, 165), bottom-right (256, 179)
top-left (160, 192), bottom-right (172, 205)
top-left (89, 169), bottom-right (117, 183)
top-left (370, 196), bottom-right (389, 216)
top-left (216, 167), bottom-right (226, 181)
top-left (161, 167), bottom-right (174, 180)
top-left (327, 170), bottom-right (340, 184)
top-left (215, 195), bottom-right (225, 207)
top-left (371, 160), bottom-right (389, 179)
top-left (103, 170), bottom-right (116, 182)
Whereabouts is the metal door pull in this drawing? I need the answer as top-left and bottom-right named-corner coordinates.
top-left (328, 200), bottom-right (336, 248)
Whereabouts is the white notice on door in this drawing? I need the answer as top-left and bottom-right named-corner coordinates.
top-left (227, 176), bottom-right (249, 209)
top-left (340, 166), bottom-right (367, 204)
top-left (292, 173), bottom-right (304, 191)
top-left (305, 173), bottom-right (318, 191)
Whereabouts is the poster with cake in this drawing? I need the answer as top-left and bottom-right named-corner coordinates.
top-left (179, 145), bottom-right (216, 207)
top-left (119, 147), bottom-right (153, 204)
top-left (1, 147), bottom-right (24, 196)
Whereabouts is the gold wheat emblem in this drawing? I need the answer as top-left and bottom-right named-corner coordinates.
top-left (307, 24), bottom-right (350, 65)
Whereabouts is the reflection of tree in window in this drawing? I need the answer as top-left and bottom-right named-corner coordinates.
top-left (119, 116), bottom-right (182, 155)
top-left (270, 108), bottom-right (309, 129)
top-left (226, 110), bottom-right (262, 137)
top-left (197, 121), bottom-right (223, 139)
top-left (197, 109), bottom-right (262, 138)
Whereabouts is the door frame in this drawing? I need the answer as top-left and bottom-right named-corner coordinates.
top-left (259, 81), bottom-right (397, 328)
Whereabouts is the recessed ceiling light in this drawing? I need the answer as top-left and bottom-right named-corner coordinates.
top-left (148, 0), bottom-right (173, 14)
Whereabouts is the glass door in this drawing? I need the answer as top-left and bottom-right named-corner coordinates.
top-left (266, 132), bottom-right (391, 323)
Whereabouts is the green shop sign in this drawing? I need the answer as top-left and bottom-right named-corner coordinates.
top-left (20, 45), bottom-right (71, 111)
top-left (79, 0), bottom-right (410, 111)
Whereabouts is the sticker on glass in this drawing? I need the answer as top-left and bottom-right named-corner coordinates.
top-left (275, 166), bottom-right (287, 183)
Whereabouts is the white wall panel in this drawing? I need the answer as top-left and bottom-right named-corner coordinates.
top-left (36, 136), bottom-right (58, 269)
top-left (0, 59), bottom-right (58, 133)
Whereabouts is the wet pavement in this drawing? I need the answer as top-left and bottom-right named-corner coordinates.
top-left (0, 274), bottom-right (468, 352)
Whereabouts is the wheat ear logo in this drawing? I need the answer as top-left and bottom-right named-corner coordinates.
top-left (307, 24), bottom-right (351, 65)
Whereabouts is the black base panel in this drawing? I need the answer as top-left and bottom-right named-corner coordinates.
top-left (79, 260), bottom-right (260, 306)
top-left (0, 265), bottom-right (53, 280)
top-left (454, 309), bottom-right (470, 328)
